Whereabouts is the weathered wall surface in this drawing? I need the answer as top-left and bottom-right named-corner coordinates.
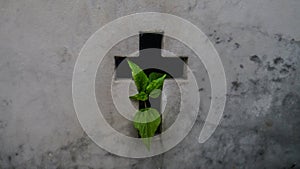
top-left (0, 0), bottom-right (299, 168)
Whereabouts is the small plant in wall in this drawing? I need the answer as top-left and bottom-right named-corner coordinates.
top-left (127, 60), bottom-right (167, 150)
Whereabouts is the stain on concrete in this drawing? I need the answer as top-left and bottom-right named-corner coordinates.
top-left (56, 47), bottom-right (73, 63)
top-left (273, 57), bottom-right (284, 65)
top-left (231, 81), bottom-right (242, 91)
top-left (282, 93), bottom-right (300, 112)
top-left (234, 42), bottom-right (240, 49)
top-left (0, 120), bottom-right (7, 129)
top-left (249, 55), bottom-right (261, 64)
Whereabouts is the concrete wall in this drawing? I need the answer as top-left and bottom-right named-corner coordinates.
top-left (0, 0), bottom-right (299, 168)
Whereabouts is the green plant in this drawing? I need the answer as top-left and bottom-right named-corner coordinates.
top-left (127, 60), bottom-right (167, 150)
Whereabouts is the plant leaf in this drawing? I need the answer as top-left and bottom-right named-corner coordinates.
top-left (133, 108), bottom-right (161, 150)
top-left (127, 60), bottom-right (149, 92)
top-left (146, 74), bottom-right (166, 94)
top-left (149, 89), bottom-right (162, 98)
top-left (149, 72), bottom-right (164, 82)
top-left (129, 92), bottom-right (148, 101)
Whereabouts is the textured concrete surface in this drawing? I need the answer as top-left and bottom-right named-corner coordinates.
top-left (0, 0), bottom-right (300, 168)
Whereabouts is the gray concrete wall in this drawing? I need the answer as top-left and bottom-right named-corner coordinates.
top-left (0, 0), bottom-right (299, 168)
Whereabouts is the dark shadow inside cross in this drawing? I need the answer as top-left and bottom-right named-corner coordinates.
top-left (115, 33), bottom-right (187, 79)
top-left (114, 33), bottom-right (187, 135)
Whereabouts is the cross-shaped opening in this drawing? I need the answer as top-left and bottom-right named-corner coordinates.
top-left (114, 32), bottom-right (188, 135)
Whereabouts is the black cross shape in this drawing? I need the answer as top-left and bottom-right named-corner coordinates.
top-left (115, 32), bottom-right (187, 111)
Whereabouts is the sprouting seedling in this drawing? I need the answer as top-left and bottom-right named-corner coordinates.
top-left (127, 60), bottom-right (167, 150)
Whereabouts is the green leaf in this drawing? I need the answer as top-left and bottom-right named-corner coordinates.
top-left (133, 108), bottom-right (161, 150)
top-left (149, 89), bottom-right (162, 98)
top-left (127, 60), bottom-right (149, 92)
top-left (129, 92), bottom-right (148, 101)
top-left (149, 72), bottom-right (164, 82)
top-left (146, 74), bottom-right (166, 94)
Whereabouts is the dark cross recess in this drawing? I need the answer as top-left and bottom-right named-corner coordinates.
top-left (114, 33), bottom-right (187, 133)
top-left (115, 33), bottom-right (187, 79)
